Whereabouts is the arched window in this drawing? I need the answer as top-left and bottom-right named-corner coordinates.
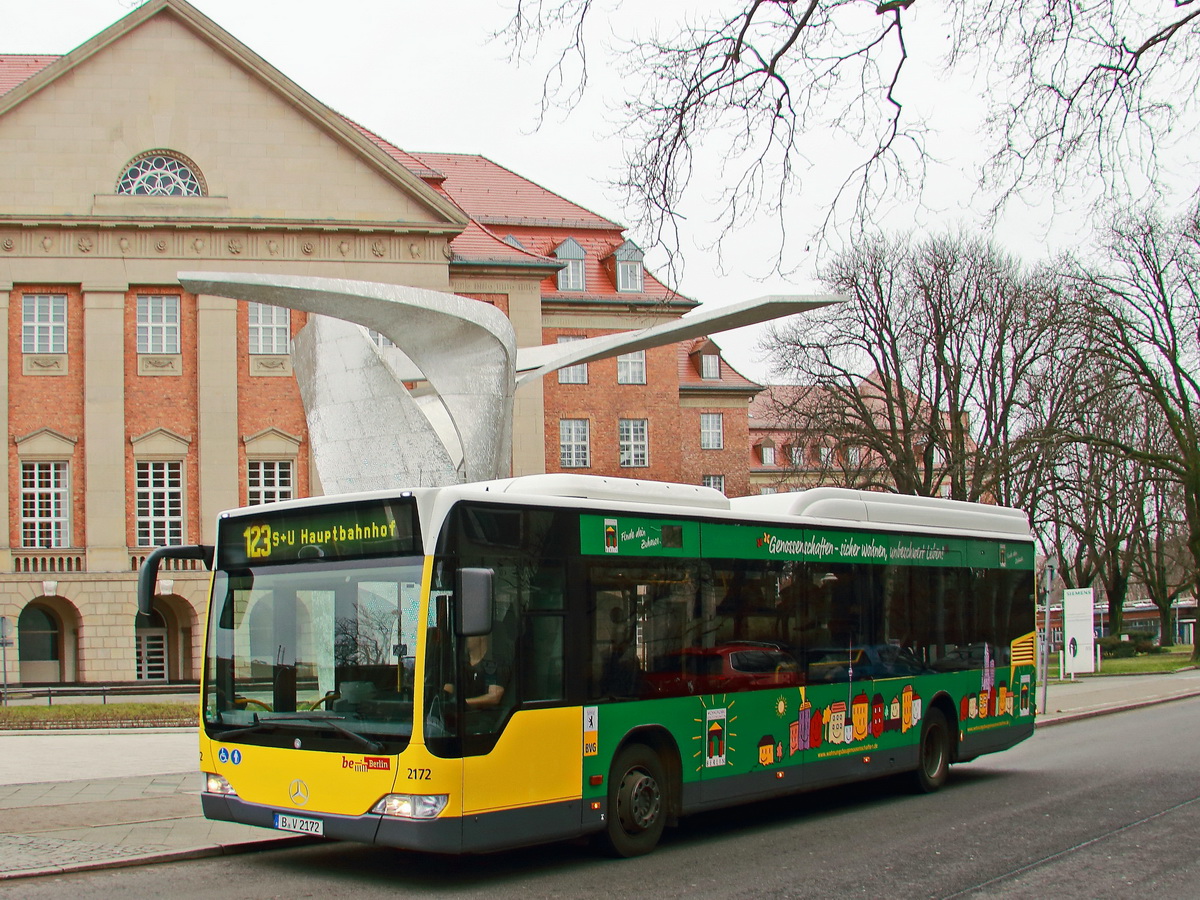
top-left (116, 150), bottom-right (206, 197)
top-left (18, 603), bottom-right (60, 662)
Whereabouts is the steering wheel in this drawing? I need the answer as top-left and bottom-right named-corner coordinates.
top-left (303, 692), bottom-right (340, 711)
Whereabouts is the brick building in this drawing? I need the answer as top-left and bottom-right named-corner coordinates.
top-left (0, 0), bottom-right (760, 687)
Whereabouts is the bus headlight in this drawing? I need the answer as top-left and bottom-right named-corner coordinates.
top-left (371, 793), bottom-right (449, 819)
top-left (204, 773), bottom-right (237, 796)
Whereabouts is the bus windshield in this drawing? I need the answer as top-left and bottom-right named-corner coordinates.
top-left (203, 557), bottom-right (424, 753)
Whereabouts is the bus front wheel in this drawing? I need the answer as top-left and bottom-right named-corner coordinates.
top-left (602, 743), bottom-right (667, 857)
top-left (913, 707), bottom-right (951, 793)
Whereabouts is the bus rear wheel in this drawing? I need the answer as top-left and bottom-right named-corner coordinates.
top-left (913, 707), bottom-right (951, 793)
top-left (602, 743), bottom-right (667, 857)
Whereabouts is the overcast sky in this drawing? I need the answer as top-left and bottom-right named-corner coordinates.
top-left (5, 1), bottom-right (1130, 381)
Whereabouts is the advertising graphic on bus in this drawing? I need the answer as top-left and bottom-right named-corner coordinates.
top-left (139, 475), bottom-right (1036, 856)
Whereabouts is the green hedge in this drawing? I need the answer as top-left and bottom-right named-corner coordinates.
top-left (0, 702), bottom-right (195, 730)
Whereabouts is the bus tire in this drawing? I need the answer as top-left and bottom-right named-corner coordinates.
top-left (912, 707), bottom-right (951, 793)
top-left (601, 743), bottom-right (667, 857)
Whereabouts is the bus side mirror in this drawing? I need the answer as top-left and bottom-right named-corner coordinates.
top-left (136, 545), bottom-right (214, 615)
top-left (456, 568), bottom-right (494, 637)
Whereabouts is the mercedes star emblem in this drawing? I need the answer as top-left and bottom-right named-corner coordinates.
top-left (289, 779), bottom-right (310, 806)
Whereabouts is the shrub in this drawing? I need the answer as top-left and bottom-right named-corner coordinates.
top-left (1097, 634), bottom-right (1163, 658)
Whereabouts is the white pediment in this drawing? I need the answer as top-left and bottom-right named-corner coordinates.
top-left (14, 427), bottom-right (77, 458)
top-left (130, 427), bottom-right (191, 457)
top-left (243, 427), bottom-right (302, 456)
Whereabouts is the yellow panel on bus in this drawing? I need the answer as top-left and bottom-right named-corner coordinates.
top-left (201, 733), bottom-right (403, 815)
top-left (462, 706), bottom-right (582, 815)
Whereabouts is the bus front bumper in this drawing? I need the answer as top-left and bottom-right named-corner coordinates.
top-left (202, 792), bottom-right (467, 854)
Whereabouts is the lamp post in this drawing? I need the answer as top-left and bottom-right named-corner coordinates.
top-left (0, 616), bottom-right (10, 708)
top-left (1039, 557), bottom-right (1057, 716)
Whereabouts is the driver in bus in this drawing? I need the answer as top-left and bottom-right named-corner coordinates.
top-left (445, 634), bottom-right (508, 709)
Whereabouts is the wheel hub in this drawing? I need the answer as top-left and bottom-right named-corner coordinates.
top-left (619, 769), bottom-right (661, 832)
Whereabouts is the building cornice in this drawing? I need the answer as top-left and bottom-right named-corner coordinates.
top-left (0, 225), bottom-right (453, 267)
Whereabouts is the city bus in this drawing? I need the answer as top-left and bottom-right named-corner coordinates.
top-left (138, 474), bottom-right (1037, 857)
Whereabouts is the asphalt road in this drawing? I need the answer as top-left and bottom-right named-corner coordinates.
top-left (4, 698), bottom-right (1199, 900)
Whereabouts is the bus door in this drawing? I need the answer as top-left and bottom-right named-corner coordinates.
top-left (444, 558), bottom-right (581, 849)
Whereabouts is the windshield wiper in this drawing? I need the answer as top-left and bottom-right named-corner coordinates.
top-left (213, 713), bottom-right (384, 752)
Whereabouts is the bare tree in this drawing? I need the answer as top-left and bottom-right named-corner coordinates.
top-left (1131, 474), bottom-right (1195, 645)
top-left (1066, 201), bottom-right (1200, 659)
top-left (764, 231), bottom-right (1067, 509)
top-left (502, 2), bottom-right (1198, 266)
top-left (1038, 378), bottom-right (1159, 635)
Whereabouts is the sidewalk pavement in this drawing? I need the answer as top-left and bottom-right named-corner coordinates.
top-left (3, 669), bottom-right (1200, 882)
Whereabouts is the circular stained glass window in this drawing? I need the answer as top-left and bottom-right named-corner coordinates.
top-left (116, 151), bottom-right (206, 196)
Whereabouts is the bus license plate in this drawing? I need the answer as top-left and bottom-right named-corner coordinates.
top-left (273, 813), bottom-right (323, 836)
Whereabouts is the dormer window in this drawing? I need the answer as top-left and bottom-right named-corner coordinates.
top-left (701, 353), bottom-right (720, 379)
top-left (609, 240), bottom-right (645, 292)
top-left (554, 238), bottom-right (587, 291)
top-left (116, 150), bottom-right (206, 196)
top-left (617, 260), bottom-right (643, 292)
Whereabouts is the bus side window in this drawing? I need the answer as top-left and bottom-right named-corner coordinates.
top-left (522, 615), bottom-right (564, 701)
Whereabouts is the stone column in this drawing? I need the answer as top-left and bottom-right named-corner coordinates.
top-left (0, 286), bottom-right (9, 569)
top-left (83, 289), bottom-right (128, 571)
top-left (196, 294), bottom-right (239, 544)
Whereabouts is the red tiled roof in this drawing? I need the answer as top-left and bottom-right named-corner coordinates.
top-left (0, 54), bottom-right (58, 97)
top-left (678, 338), bottom-right (761, 392)
top-left (336, 116), bottom-right (549, 267)
top-left (411, 152), bottom-right (620, 230)
top-left (340, 116), bottom-right (445, 180)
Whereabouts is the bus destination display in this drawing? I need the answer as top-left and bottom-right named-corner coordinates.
top-left (219, 499), bottom-right (420, 567)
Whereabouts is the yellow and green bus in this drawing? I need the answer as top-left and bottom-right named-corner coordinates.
top-left (139, 474), bottom-right (1037, 857)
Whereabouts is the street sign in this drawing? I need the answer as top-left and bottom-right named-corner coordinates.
top-left (0, 614), bottom-right (11, 647)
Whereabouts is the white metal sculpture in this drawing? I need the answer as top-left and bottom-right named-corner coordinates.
top-left (180, 272), bottom-right (835, 493)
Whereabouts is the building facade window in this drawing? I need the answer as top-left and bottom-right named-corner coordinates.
top-left (616, 350), bottom-right (646, 384)
top-left (22, 294), bottom-right (67, 354)
top-left (760, 445), bottom-right (776, 466)
top-left (559, 419), bottom-right (591, 468)
top-left (760, 486), bottom-right (778, 495)
top-left (137, 295), bottom-right (180, 354)
top-left (136, 460), bottom-right (183, 546)
top-left (701, 354), bottom-right (720, 379)
top-left (559, 258), bottom-right (585, 291)
top-left (20, 461), bottom-right (69, 548)
top-left (619, 418), bottom-right (649, 467)
top-left (616, 260), bottom-right (643, 292)
top-left (702, 474), bottom-right (725, 493)
top-left (557, 336), bottom-right (588, 384)
top-left (367, 329), bottom-right (395, 349)
top-left (248, 302), bottom-right (290, 354)
top-left (247, 460), bottom-right (293, 505)
top-left (554, 238), bottom-right (587, 291)
top-left (116, 150), bottom-right (205, 196)
top-left (700, 413), bottom-right (724, 449)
